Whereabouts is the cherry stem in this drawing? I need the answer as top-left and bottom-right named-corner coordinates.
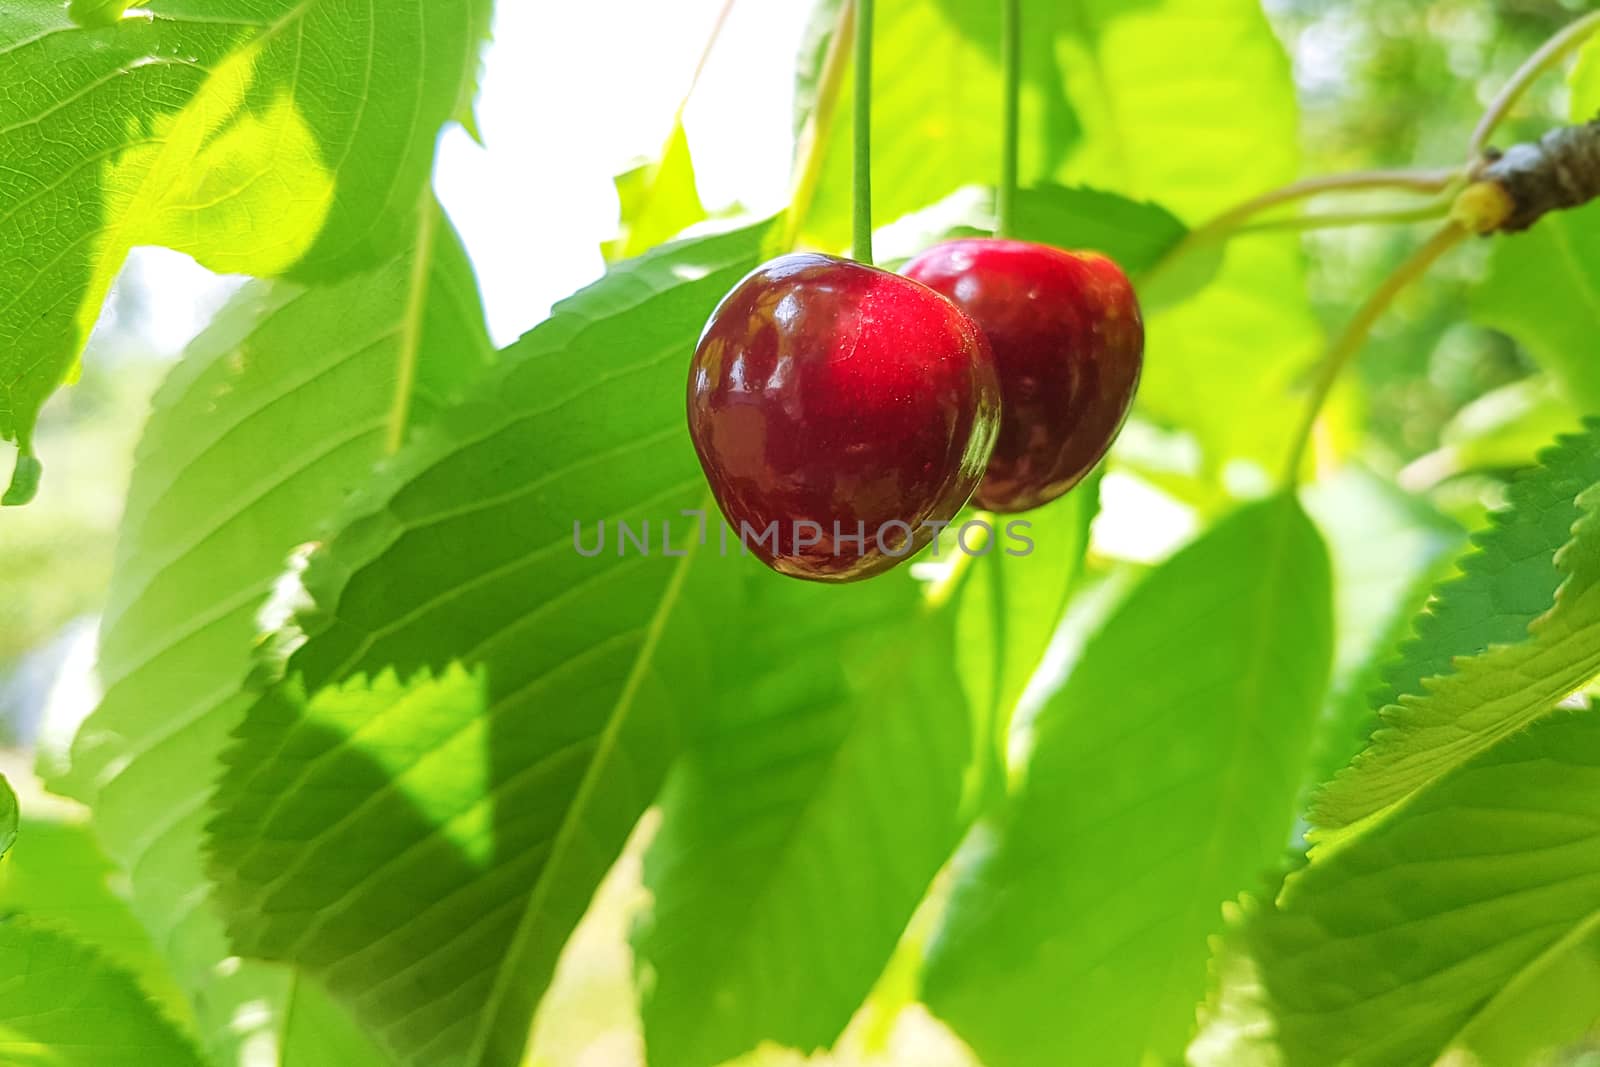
top-left (1144, 166), bottom-right (1462, 283)
top-left (1145, 10), bottom-right (1598, 281)
top-left (1230, 196), bottom-right (1456, 236)
top-left (852, 0), bottom-right (876, 264)
top-left (1469, 9), bottom-right (1600, 160)
top-left (684, 0), bottom-right (738, 106)
top-left (1201, 167), bottom-right (1463, 223)
top-left (1280, 221), bottom-right (1467, 488)
top-left (996, 0), bottom-right (1021, 238)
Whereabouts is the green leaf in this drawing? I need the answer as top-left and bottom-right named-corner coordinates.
top-left (1454, 916), bottom-right (1600, 1067)
top-left (52, 212), bottom-right (491, 1062)
top-left (206, 224), bottom-right (773, 1067)
top-left (0, 918), bottom-right (208, 1067)
top-left (1188, 917), bottom-right (1281, 1067)
top-left (0, 775), bottom-right (15, 860)
top-left (2, 456), bottom-right (42, 507)
top-left (1015, 185), bottom-right (1221, 303)
top-left (634, 576), bottom-right (972, 1067)
top-left (627, 489), bottom-right (1096, 1067)
top-left (0, 809), bottom-right (190, 1028)
top-left (1472, 201), bottom-right (1600, 412)
top-left (0, 0), bottom-right (489, 498)
top-left (876, 184), bottom-right (1193, 281)
top-left (603, 120), bottom-right (709, 262)
top-left (1015, 185), bottom-right (1184, 272)
top-left (1246, 712), bottom-right (1600, 1067)
top-left (1302, 468), bottom-right (1464, 789)
top-left (1381, 425), bottom-right (1600, 712)
top-left (923, 493), bottom-right (1335, 1067)
top-left (1314, 421), bottom-right (1600, 827)
top-left (625, 441), bottom-right (1092, 1067)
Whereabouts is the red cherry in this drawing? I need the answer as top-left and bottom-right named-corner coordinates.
top-left (687, 253), bottom-right (1000, 582)
top-left (903, 238), bottom-right (1143, 513)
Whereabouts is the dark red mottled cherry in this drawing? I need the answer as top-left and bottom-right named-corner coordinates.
top-left (904, 238), bottom-right (1143, 513)
top-left (687, 253), bottom-right (1000, 582)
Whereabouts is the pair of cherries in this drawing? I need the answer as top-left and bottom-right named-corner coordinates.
top-left (687, 238), bottom-right (1144, 581)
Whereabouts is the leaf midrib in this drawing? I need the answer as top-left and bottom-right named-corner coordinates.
top-left (463, 492), bottom-right (714, 1067)
top-left (1139, 497), bottom-right (1311, 1058)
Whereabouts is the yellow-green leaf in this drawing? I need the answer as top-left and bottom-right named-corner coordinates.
top-left (603, 120), bottom-right (709, 262)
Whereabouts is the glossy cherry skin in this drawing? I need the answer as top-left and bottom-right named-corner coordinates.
top-left (687, 253), bottom-right (1000, 582)
top-left (903, 238), bottom-right (1143, 513)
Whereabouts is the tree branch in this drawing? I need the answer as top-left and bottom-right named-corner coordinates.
top-left (1468, 118), bottom-right (1600, 234)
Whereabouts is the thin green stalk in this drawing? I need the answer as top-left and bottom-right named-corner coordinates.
top-left (685, 0), bottom-right (738, 101)
top-left (996, 0), bottom-right (1022, 237)
top-left (1197, 167), bottom-right (1462, 228)
top-left (659, 0), bottom-right (737, 133)
top-left (852, 0), bottom-right (875, 264)
top-left (1280, 222), bottom-right (1467, 487)
top-left (1141, 166), bottom-right (1462, 286)
top-left (1469, 9), bottom-right (1600, 158)
top-left (1230, 196), bottom-right (1455, 236)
